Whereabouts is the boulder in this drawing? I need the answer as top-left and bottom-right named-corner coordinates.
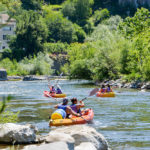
top-left (0, 123), bottom-right (38, 144)
top-left (23, 142), bottom-right (71, 150)
top-left (50, 125), bottom-right (109, 150)
top-left (45, 132), bottom-right (74, 150)
top-left (23, 75), bottom-right (46, 81)
top-left (75, 142), bottom-right (97, 150)
top-left (0, 69), bottom-right (7, 81)
top-left (141, 82), bottom-right (150, 89)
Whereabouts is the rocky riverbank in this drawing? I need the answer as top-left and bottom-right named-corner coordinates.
top-left (0, 123), bottom-right (109, 150)
top-left (96, 79), bottom-right (150, 90)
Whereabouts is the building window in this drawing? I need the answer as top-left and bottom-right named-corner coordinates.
top-left (2, 26), bottom-right (11, 31)
top-left (2, 46), bottom-right (5, 49)
top-left (3, 35), bottom-right (10, 40)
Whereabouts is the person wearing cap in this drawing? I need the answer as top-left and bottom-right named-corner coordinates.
top-left (70, 98), bottom-right (85, 114)
top-left (54, 98), bottom-right (81, 118)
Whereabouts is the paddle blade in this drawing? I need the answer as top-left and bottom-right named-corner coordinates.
top-left (89, 88), bottom-right (99, 96)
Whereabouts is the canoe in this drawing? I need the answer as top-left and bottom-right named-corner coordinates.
top-left (44, 91), bottom-right (66, 98)
top-left (96, 92), bottom-right (115, 97)
top-left (49, 108), bottom-right (94, 126)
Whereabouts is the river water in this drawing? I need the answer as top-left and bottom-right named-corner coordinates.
top-left (0, 80), bottom-right (150, 150)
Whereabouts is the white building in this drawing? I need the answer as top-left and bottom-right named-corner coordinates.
top-left (0, 14), bottom-right (16, 51)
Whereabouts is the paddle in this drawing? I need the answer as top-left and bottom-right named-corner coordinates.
top-left (79, 88), bottom-right (99, 122)
top-left (55, 72), bottom-right (63, 85)
top-left (81, 88), bottom-right (99, 101)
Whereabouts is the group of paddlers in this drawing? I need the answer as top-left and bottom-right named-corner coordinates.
top-left (48, 84), bottom-right (62, 94)
top-left (49, 84), bottom-right (113, 119)
top-left (99, 84), bottom-right (113, 93)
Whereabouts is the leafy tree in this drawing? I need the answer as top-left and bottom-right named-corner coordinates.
top-left (20, 0), bottom-right (43, 10)
top-left (119, 8), bottom-right (150, 39)
top-left (92, 8), bottom-right (109, 26)
top-left (9, 10), bottom-right (48, 60)
top-left (43, 6), bottom-right (86, 43)
top-left (62, 0), bottom-right (94, 26)
top-left (127, 28), bottom-right (150, 81)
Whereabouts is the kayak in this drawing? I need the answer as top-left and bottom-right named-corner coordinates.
top-left (49, 108), bottom-right (94, 126)
top-left (44, 91), bottom-right (66, 98)
top-left (96, 92), bottom-right (115, 97)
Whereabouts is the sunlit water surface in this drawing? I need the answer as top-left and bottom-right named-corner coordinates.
top-left (0, 80), bottom-right (150, 150)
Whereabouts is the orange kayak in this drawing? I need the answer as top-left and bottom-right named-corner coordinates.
top-left (44, 91), bottom-right (66, 98)
top-left (96, 92), bottom-right (115, 97)
top-left (49, 109), bottom-right (94, 126)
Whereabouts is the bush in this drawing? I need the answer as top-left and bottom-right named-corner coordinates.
top-left (44, 42), bottom-right (68, 54)
top-left (92, 8), bottom-right (110, 26)
top-left (19, 52), bottom-right (53, 75)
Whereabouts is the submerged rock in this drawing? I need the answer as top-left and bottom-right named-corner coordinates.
top-left (0, 123), bottom-right (38, 144)
top-left (0, 69), bottom-right (7, 81)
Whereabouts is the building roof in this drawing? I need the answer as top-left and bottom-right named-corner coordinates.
top-left (0, 14), bottom-right (16, 25)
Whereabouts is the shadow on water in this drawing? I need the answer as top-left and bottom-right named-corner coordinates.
top-left (0, 80), bottom-right (150, 150)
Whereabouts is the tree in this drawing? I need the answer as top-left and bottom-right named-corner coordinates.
top-left (20, 0), bottom-right (43, 10)
top-left (62, 0), bottom-right (94, 26)
top-left (9, 10), bottom-right (48, 60)
top-left (43, 6), bottom-right (86, 43)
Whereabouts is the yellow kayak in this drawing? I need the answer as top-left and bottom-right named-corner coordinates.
top-left (50, 109), bottom-right (94, 126)
top-left (96, 92), bottom-right (115, 97)
top-left (44, 91), bottom-right (66, 98)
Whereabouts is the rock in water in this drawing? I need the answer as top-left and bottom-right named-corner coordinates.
top-left (0, 69), bottom-right (7, 81)
top-left (50, 125), bottom-right (109, 150)
top-left (0, 123), bottom-right (38, 144)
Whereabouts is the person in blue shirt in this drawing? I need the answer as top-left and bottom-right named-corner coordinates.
top-left (54, 98), bottom-right (81, 118)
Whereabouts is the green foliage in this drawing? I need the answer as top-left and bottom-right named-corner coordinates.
top-left (43, 5), bottom-right (86, 43)
top-left (21, 0), bottom-right (42, 10)
top-left (48, 0), bottom-right (65, 4)
top-left (0, 58), bottom-right (27, 75)
top-left (0, 96), bottom-right (19, 123)
top-left (44, 42), bottom-right (68, 54)
top-left (92, 8), bottom-right (110, 26)
top-left (119, 8), bottom-right (150, 39)
top-left (9, 10), bottom-right (48, 60)
top-left (62, 0), bottom-right (94, 26)
top-left (19, 52), bottom-right (53, 75)
top-left (126, 28), bottom-right (150, 81)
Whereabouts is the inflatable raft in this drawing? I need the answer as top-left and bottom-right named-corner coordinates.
top-left (96, 92), bottom-right (115, 97)
top-left (49, 109), bottom-right (94, 126)
top-left (44, 91), bottom-right (66, 98)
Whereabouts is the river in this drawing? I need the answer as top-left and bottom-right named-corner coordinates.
top-left (0, 80), bottom-right (150, 150)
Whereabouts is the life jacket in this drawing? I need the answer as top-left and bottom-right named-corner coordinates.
top-left (50, 87), bottom-right (55, 93)
top-left (58, 105), bottom-right (67, 111)
top-left (56, 88), bottom-right (62, 94)
top-left (100, 88), bottom-right (106, 93)
top-left (70, 104), bottom-right (81, 113)
top-left (106, 87), bottom-right (112, 92)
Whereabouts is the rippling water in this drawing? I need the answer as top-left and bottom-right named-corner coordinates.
top-left (0, 80), bottom-right (150, 150)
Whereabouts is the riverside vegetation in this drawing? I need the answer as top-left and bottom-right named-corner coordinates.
top-left (0, 0), bottom-right (150, 82)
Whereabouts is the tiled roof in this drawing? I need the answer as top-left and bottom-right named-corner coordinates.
top-left (0, 14), bottom-right (15, 24)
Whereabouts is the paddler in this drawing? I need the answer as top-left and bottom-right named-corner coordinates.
top-left (54, 98), bottom-right (81, 118)
top-left (70, 98), bottom-right (85, 114)
top-left (99, 84), bottom-right (106, 93)
top-left (106, 84), bottom-right (113, 92)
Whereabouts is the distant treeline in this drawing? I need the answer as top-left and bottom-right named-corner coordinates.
top-left (0, 0), bottom-right (150, 82)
